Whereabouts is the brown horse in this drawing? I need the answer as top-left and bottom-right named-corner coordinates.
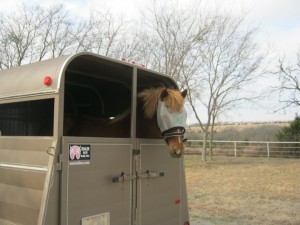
top-left (64, 87), bottom-right (188, 157)
top-left (137, 87), bottom-right (188, 157)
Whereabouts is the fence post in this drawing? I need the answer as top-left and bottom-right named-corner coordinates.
top-left (234, 141), bottom-right (237, 157)
top-left (267, 142), bottom-right (270, 158)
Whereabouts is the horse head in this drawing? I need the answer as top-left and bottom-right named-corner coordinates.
top-left (157, 88), bottom-right (187, 157)
top-left (138, 87), bottom-right (188, 158)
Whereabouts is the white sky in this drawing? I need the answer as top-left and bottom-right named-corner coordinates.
top-left (1, 0), bottom-right (299, 123)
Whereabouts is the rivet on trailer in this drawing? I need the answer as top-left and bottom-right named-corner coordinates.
top-left (0, 52), bottom-right (190, 225)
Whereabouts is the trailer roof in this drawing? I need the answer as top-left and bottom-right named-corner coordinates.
top-left (0, 52), bottom-right (177, 100)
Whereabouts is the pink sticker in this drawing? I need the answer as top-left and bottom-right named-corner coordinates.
top-left (70, 145), bottom-right (81, 160)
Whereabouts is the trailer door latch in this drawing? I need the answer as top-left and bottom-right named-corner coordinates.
top-left (137, 170), bottom-right (164, 179)
top-left (112, 172), bottom-right (136, 183)
top-left (112, 170), bottom-right (164, 183)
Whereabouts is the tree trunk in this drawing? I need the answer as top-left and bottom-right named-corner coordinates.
top-left (209, 117), bottom-right (216, 160)
top-left (202, 132), bottom-right (207, 162)
top-left (209, 138), bottom-right (212, 160)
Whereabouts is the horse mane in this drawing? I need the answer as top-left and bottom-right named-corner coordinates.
top-left (137, 87), bottom-right (185, 119)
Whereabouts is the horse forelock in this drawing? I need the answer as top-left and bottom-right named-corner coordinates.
top-left (164, 89), bottom-right (185, 113)
top-left (138, 87), bottom-right (185, 119)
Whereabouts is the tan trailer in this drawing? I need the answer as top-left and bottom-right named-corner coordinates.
top-left (0, 52), bottom-right (189, 225)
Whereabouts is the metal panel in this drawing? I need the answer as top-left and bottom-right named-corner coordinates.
top-left (0, 56), bottom-right (66, 100)
top-left (61, 137), bottom-right (133, 225)
top-left (137, 139), bottom-right (189, 225)
top-left (0, 137), bottom-right (55, 225)
top-left (0, 51), bottom-right (189, 225)
top-left (0, 52), bottom-right (177, 101)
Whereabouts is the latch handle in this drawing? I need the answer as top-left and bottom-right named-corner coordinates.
top-left (112, 172), bottom-right (136, 183)
top-left (137, 170), bottom-right (164, 179)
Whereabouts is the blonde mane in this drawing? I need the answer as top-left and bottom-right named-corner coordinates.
top-left (138, 87), bottom-right (185, 119)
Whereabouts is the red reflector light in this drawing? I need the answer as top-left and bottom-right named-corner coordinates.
top-left (44, 76), bottom-right (52, 86)
top-left (184, 222), bottom-right (190, 225)
top-left (175, 199), bottom-right (181, 205)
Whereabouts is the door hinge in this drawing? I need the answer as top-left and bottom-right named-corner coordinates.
top-left (56, 154), bottom-right (63, 171)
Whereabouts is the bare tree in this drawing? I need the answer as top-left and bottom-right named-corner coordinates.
top-left (138, 1), bottom-right (267, 161)
top-left (136, 1), bottom-right (214, 161)
top-left (136, 0), bottom-right (212, 86)
top-left (0, 3), bottom-right (79, 68)
top-left (274, 50), bottom-right (300, 110)
top-left (79, 8), bottom-right (127, 58)
top-left (0, 4), bottom-right (43, 68)
top-left (37, 4), bottom-right (75, 59)
top-left (188, 14), bottom-right (267, 161)
top-left (0, 3), bottom-right (131, 69)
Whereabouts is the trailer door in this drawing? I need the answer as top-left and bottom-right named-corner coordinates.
top-left (0, 137), bottom-right (56, 225)
top-left (61, 137), bottom-right (133, 225)
top-left (135, 139), bottom-right (188, 225)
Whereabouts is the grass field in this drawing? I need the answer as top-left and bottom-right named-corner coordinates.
top-left (184, 156), bottom-right (300, 225)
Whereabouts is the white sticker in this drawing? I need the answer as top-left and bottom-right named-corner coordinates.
top-left (81, 212), bottom-right (110, 225)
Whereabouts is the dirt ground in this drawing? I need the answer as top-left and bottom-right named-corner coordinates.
top-left (184, 155), bottom-right (300, 225)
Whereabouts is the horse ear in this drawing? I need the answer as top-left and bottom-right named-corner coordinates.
top-left (160, 88), bottom-right (169, 100)
top-left (181, 89), bottom-right (187, 98)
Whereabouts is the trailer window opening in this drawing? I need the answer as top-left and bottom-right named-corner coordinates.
top-left (136, 69), bottom-right (176, 139)
top-left (63, 58), bottom-right (132, 138)
top-left (0, 99), bottom-right (54, 136)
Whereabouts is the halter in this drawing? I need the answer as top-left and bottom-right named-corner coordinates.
top-left (157, 100), bottom-right (187, 140)
top-left (162, 127), bottom-right (187, 143)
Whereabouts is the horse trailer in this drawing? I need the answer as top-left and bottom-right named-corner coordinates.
top-left (0, 52), bottom-right (189, 225)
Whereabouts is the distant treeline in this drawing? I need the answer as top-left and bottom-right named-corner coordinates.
top-left (186, 123), bottom-right (287, 141)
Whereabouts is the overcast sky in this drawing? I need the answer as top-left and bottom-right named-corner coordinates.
top-left (1, 0), bottom-right (299, 123)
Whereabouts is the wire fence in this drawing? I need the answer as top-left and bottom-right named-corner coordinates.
top-left (186, 140), bottom-right (300, 158)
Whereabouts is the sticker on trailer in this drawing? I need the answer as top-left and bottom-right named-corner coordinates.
top-left (81, 212), bottom-right (110, 225)
top-left (69, 144), bottom-right (91, 165)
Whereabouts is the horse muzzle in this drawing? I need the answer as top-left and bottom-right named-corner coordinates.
top-left (163, 127), bottom-right (186, 158)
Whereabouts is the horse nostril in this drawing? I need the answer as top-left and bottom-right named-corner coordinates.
top-left (172, 153), bottom-right (181, 158)
top-left (171, 149), bottom-right (182, 158)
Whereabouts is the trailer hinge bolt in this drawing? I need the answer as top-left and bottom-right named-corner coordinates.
top-left (133, 149), bottom-right (140, 155)
top-left (56, 154), bottom-right (63, 171)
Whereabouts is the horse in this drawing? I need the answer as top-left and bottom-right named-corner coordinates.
top-left (64, 87), bottom-right (188, 157)
top-left (137, 87), bottom-right (188, 157)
